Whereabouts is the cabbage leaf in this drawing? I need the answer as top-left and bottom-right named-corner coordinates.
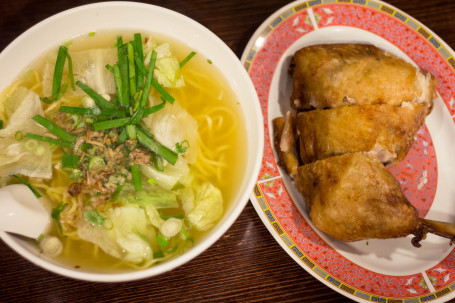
top-left (187, 182), bottom-right (223, 231)
top-left (143, 101), bottom-right (198, 164)
top-left (43, 48), bottom-right (117, 97)
top-left (0, 87), bottom-right (52, 178)
top-left (78, 205), bottom-right (155, 264)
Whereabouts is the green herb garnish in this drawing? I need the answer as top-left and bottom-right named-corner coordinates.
top-left (179, 51), bottom-right (196, 68)
top-left (51, 202), bottom-right (67, 235)
top-left (12, 174), bottom-right (41, 198)
top-left (52, 46), bottom-right (69, 100)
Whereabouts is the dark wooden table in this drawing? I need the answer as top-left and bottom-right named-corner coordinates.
top-left (1, 0), bottom-right (455, 302)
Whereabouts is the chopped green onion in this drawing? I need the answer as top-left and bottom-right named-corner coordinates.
top-left (207, 59), bottom-right (212, 64)
top-left (128, 106), bottom-right (145, 125)
top-left (32, 115), bottom-right (75, 142)
top-left (58, 82), bottom-right (69, 99)
top-left (105, 64), bottom-right (114, 73)
top-left (127, 42), bottom-right (136, 98)
top-left (157, 234), bottom-right (169, 248)
top-left (150, 152), bottom-right (164, 171)
top-left (92, 117), bottom-right (130, 131)
top-left (24, 139), bottom-right (38, 151)
top-left (24, 133), bottom-right (73, 148)
top-left (36, 234), bottom-right (44, 242)
top-left (15, 131), bottom-right (24, 141)
top-left (89, 32), bottom-right (96, 37)
top-left (180, 229), bottom-right (192, 242)
top-left (147, 178), bottom-right (157, 185)
top-left (12, 174), bottom-right (41, 198)
top-left (110, 178), bottom-right (124, 202)
top-left (134, 55), bottom-right (147, 76)
top-left (118, 128), bottom-right (127, 143)
top-left (117, 39), bottom-right (130, 108)
top-left (140, 50), bottom-right (157, 107)
top-left (0, 120), bottom-right (3, 129)
top-left (143, 100), bottom-right (166, 117)
top-left (62, 154), bottom-right (79, 169)
top-left (83, 209), bottom-right (106, 226)
top-left (151, 78), bottom-right (175, 104)
top-left (112, 63), bottom-right (123, 105)
top-left (179, 51), bottom-right (196, 68)
top-left (153, 251), bottom-right (164, 259)
top-left (137, 128), bottom-right (178, 165)
top-left (66, 52), bottom-right (75, 91)
top-left (51, 202), bottom-right (67, 235)
top-left (76, 81), bottom-right (115, 110)
top-left (134, 33), bottom-right (144, 90)
top-left (175, 140), bottom-right (190, 154)
top-left (126, 124), bottom-right (137, 140)
top-left (60, 106), bottom-right (93, 115)
top-left (131, 164), bottom-right (142, 191)
top-left (52, 46), bottom-right (68, 100)
top-left (40, 97), bottom-right (54, 104)
top-left (69, 169), bottom-right (82, 180)
top-left (88, 156), bottom-right (105, 172)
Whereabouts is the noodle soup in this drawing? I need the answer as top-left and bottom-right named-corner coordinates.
top-left (0, 31), bottom-right (246, 272)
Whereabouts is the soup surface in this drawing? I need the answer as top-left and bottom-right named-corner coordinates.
top-left (0, 31), bottom-right (246, 271)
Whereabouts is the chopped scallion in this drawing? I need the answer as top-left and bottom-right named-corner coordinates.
top-left (140, 50), bottom-right (157, 107)
top-left (134, 33), bottom-right (144, 90)
top-left (179, 51), bottom-right (196, 68)
top-left (151, 78), bottom-right (175, 104)
top-left (142, 100), bottom-right (166, 117)
top-left (24, 133), bottom-right (73, 148)
top-left (62, 154), bottom-right (79, 169)
top-left (131, 164), bottom-right (142, 191)
top-left (127, 42), bottom-right (136, 99)
top-left (12, 174), bottom-right (41, 198)
top-left (117, 39), bottom-right (130, 108)
top-left (59, 106), bottom-right (93, 115)
top-left (66, 52), bottom-right (75, 91)
top-left (137, 128), bottom-right (178, 165)
top-left (52, 46), bottom-right (68, 100)
top-left (32, 115), bottom-right (75, 142)
top-left (76, 81), bottom-right (115, 110)
top-left (92, 117), bottom-right (130, 131)
top-left (51, 202), bottom-right (67, 235)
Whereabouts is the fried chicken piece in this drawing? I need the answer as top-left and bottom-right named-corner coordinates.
top-left (294, 153), bottom-right (455, 246)
top-left (272, 112), bottom-right (299, 177)
top-left (290, 43), bottom-right (436, 113)
top-left (296, 103), bottom-right (426, 166)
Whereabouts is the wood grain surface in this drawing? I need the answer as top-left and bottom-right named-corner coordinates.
top-left (1, 1), bottom-right (455, 302)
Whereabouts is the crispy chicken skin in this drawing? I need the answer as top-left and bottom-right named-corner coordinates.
top-left (296, 103), bottom-right (427, 166)
top-left (272, 112), bottom-right (299, 177)
top-left (290, 44), bottom-right (436, 113)
top-left (294, 153), bottom-right (419, 242)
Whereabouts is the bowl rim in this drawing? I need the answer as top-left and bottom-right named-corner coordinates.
top-left (0, 1), bottom-right (264, 282)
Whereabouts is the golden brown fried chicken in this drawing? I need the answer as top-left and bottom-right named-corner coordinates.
top-left (272, 112), bottom-right (299, 177)
top-left (296, 103), bottom-right (427, 166)
top-left (293, 153), bottom-right (455, 246)
top-left (290, 44), bottom-right (436, 113)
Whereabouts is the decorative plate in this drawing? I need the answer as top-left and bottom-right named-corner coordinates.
top-left (242, 0), bottom-right (455, 302)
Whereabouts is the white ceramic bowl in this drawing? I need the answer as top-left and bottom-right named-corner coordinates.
top-left (0, 2), bottom-right (263, 282)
